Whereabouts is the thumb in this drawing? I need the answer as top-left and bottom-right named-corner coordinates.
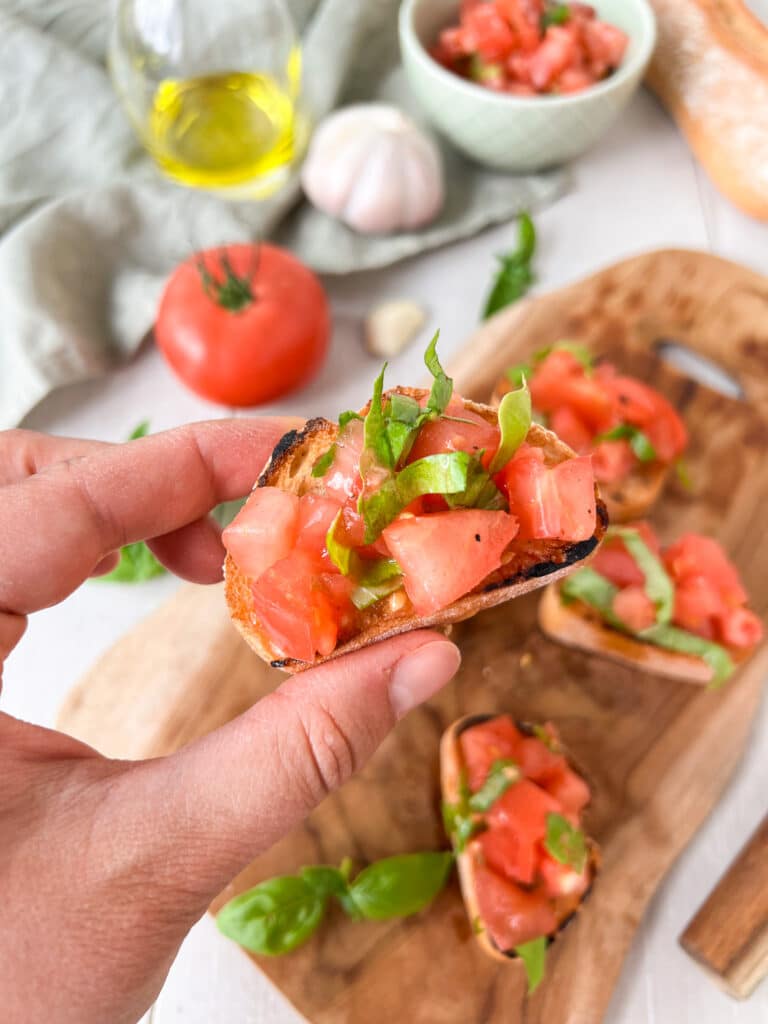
top-left (133, 631), bottom-right (460, 899)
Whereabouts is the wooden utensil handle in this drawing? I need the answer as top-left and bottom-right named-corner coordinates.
top-left (680, 813), bottom-right (768, 999)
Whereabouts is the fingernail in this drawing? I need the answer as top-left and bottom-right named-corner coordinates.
top-left (389, 641), bottom-right (461, 719)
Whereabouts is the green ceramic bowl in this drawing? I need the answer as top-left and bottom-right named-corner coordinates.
top-left (399, 0), bottom-right (657, 171)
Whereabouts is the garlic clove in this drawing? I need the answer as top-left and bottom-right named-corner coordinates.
top-left (365, 300), bottom-right (427, 359)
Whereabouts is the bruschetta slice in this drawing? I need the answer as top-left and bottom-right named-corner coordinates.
top-left (539, 523), bottom-right (763, 687)
top-left (491, 342), bottom-right (688, 523)
top-left (440, 714), bottom-right (599, 991)
top-left (223, 336), bottom-right (607, 672)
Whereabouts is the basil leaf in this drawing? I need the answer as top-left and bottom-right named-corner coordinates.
top-left (339, 410), bottom-right (363, 429)
top-left (641, 623), bottom-right (735, 688)
top-left (326, 512), bottom-right (356, 576)
top-left (469, 759), bottom-right (520, 812)
top-left (300, 866), bottom-right (348, 900)
top-left (505, 362), bottom-right (532, 388)
top-left (533, 341), bottom-right (593, 374)
top-left (442, 801), bottom-right (480, 852)
top-left (598, 424), bottom-right (657, 463)
top-left (514, 936), bottom-right (548, 993)
top-left (216, 875), bottom-right (326, 956)
top-left (99, 541), bottom-right (167, 583)
top-left (542, 3), bottom-right (571, 28)
top-left (363, 363), bottom-right (394, 469)
top-left (312, 446), bottom-right (337, 478)
top-left (609, 527), bottom-right (674, 624)
top-left (360, 558), bottom-right (401, 586)
top-left (129, 420), bottom-right (150, 440)
top-left (346, 852), bottom-right (453, 921)
top-left (424, 331), bottom-right (453, 417)
top-left (489, 383), bottom-right (532, 473)
top-left (482, 213), bottom-right (536, 320)
top-left (560, 567), bottom-right (623, 628)
top-left (675, 458), bottom-right (694, 490)
top-left (359, 452), bottom-right (471, 543)
top-left (351, 576), bottom-right (403, 610)
top-left (386, 393), bottom-right (421, 425)
top-left (444, 456), bottom-right (507, 511)
top-left (545, 813), bottom-right (587, 872)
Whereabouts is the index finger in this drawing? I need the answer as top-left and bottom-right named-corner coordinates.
top-left (0, 418), bottom-right (298, 616)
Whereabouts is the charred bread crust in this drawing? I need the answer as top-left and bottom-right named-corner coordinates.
top-left (224, 388), bottom-right (608, 673)
top-left (537, 583), bottom-right (753, 685)
top-left (440, 714), bottom-right (600, 964)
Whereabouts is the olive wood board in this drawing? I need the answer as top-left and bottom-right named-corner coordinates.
top-left (58, 250), bottom-right (768, 1024)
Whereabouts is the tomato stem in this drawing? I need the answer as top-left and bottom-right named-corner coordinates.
top-left (196, 246), bottom-right (259, 312)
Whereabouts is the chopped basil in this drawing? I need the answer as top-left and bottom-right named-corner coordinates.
top-left (598, 424), bottom-right (657, 463)
top-left (482, 212), bottom-right (536, 320)
top-left (311, 411), bottom-right (363, 478)
top-left (505, 362), bottom-right (532, 388)
top-left (514, 936), bottom-right (548, 993)
top-left (675, 458), bottom-right (694, 490)
top-left (363, 363), bottom-right (392, 469)
top-left (468, 759), bottom-right (520, 812)
top-left (444, 455), bottom-right (506, 511)
top-left (488, 382), bottom-right (532, 473)
top-left (533, 340), bottom-right (593, 374)
top-left (442, 770), bottom-right (481, 852)
top-left (325, 512), bottom-right (356, 576)
top-left (609, 526), bottom-right (674, 625)
top-left (339, 410), bottom-right (363, 429)
top-left (424, 331), bottom-right (454, 417)
top-left (542, 3), bottom-right (571, 28)
top-left (641, 623), bottom-right (735, 688)
top-left (359, 452), bottom-right (471, 543)
top-left (351, 576), bottom-right (403, 611)
top-left (561, 567), bottom-right (623, 628)
top-left (545, 813), bottom-right (587, 873)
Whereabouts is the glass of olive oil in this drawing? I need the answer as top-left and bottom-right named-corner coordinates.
top-left (110, 0), bottom-right (306, 197)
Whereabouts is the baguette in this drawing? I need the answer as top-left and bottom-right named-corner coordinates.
top-left (224, 388), bottom-right (607, 673)
top-left (440, 715), bottom-right (600, 965)
top-left (539, 583), bottom-right (733, 685)
top-left (647, 0), bottom-right (768, 220)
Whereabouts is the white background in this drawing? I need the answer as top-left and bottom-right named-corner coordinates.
top-left (4, 4), bottom-right (768, 1020)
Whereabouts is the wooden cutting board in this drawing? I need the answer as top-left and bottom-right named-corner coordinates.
top-left (58, 250), bottom-right (768, 1024)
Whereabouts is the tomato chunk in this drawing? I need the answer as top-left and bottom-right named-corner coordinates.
top-left (540, 764), bottom-right (591, 816)
top-left (382, 509), bottom-right (518, 615)
top-left (664, 534), bottom-right (747, 606)
top-left (487, 779), bottom-right (561, 841)
top-left (472, 858), bottom-right (557, 950)
top-left (459, 717), bottom-right (526, 792)
top-left (407, 398), bottom-right (499, 464)
top-left (223, 487), bottom-right (299, 581)
top-left (539, 853), bottom-right (590, 899)
top-left (295, 493), bottom-right (342, 568)
top-left (478, 826), bottom-right (538, 886)
top-left (718, 607), bottom-right (764, 649)
top-left (499, 446), bottom-right (596, 542)
top-left (321, 419), bottom-right (364, 503)
top-left (612, 585), bottom-right (656, 633)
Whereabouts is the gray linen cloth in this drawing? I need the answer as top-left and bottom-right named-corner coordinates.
top-left (0, 0), bottom-right (566, 427)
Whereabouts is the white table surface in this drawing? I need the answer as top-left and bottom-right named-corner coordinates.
top-left (4, 49), bottom-right (768, 1024)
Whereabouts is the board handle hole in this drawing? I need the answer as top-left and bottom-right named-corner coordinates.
top-left (655, 340), bottom-right (745, 400)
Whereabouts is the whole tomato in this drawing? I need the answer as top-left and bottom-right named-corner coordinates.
top-left (155, 243), bottom-right (330, 406)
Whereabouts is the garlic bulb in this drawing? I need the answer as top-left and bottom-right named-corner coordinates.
top-left (301, 104), bottom-right (445, 235)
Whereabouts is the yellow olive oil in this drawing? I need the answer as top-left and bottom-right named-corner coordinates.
top-left (146, 58), bottom-right (302, 193)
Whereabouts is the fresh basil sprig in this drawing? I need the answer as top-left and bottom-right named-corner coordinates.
top-left (99, 421), bottom-right (167, 584)
top-left (545, 813), bottom-right (587, 873)
top-left (216, 852), bottom-right (453, 957)
top-left (598, 424), bottom-right (657, 463)
top-left (514, 935), bottom-right (548, 993)
top-left (482, 212), bottom-right (536, 320)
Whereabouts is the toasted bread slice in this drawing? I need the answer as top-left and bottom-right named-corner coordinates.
top-left (224, 388), bottom-right (607, 673)
top-left (440, 715), bottom-right (600, 965)
top-left (539, 584), bottom-right (727, 685)
top-left (490, 381), bottom-right (670, 524)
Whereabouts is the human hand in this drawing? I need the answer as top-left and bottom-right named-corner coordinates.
top-left (0, 423), bottom-right (461, 1024)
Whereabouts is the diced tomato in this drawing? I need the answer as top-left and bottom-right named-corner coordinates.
top-left (499, 446), bottom-right (596, 542)
top-left (295, 493), bottom-right (342, 569)
top-left (460, 716), bottom-right (526, 792)
top-left (478, 826), bottom-right (538, 886)
top-left (717, 607), bottom-right (764, 649)
top-left (549, 405), bottom-right (593, 454)
top-left (529, 349), bottom-right (585, 412)
top-left (250, 549), bottom-right (341, 662)
top-left (664, 534), bottom-right (747, 606)
top-left (582, 20), bottom-right (628, 75)
top-left (472, 859), bottom-right (557, 950)
top-left (496, 0), bottom-right (545, 52)
top-left (612, 585), bottom-right (656, 632)
top-left (487, 779), bottom-right (561, 841)
top-left (527, 26), bottom-right (578, 90)
top-left (516, 736), bottom-right (566, 782)
top-left (407, 398), bottom-right (500, 465)
top-left (539, 853), bottom-right (590, 899)
top-left (540, 764), bottom-right (591, 816)
top-left (382, 509), bottom-right (518, 615)
top-left (591, 439), bottom-right (636, 483)
top-left (322, 419), bottom-right (364, 503)
top-left (592, 523), bottom-right (660, 587)
top-left (460, 3), bottom-right (517, 62)
top-left (570, 3), bottom-right (597, 19)
top-left (672, 576), bottom-right (722, 640)
top-left (223, 487), bottom-right (299, 581)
